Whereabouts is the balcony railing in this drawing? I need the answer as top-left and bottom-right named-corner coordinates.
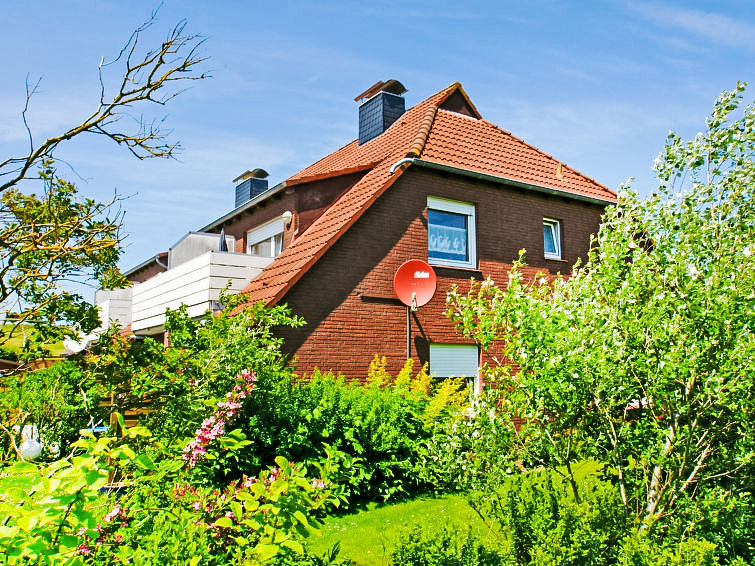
top-left (129, 251), bottom-right (274, 334)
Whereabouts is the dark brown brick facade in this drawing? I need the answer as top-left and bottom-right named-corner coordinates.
top-left (278, 168), bottom-right (606, 380)
top-left (206, 172), bottom-right (363, 254)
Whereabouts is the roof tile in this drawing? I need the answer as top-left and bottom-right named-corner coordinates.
top-left (241, 83), bottom-right (616, 306)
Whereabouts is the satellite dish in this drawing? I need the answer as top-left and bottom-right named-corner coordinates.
top-left (394, 260), bottom-right (436, 309)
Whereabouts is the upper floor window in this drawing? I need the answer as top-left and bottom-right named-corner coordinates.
top-left (247, 218), bottom-right (285, 257)
top-left (543, 218), bottom-right (561, 259)
top-left (427, 196), bottom-right (476, 269)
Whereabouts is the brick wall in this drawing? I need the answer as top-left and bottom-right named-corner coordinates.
top-left (278, 168), bottom-right (607, 381)
top-left (215, 172), bottom-right (364, 252)
top-left (127, 253), bottom-right (168, 283)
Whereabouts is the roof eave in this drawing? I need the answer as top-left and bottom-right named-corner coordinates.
top-left (391, 158), bottom-right (617, 206)
top-left (200, 181), bottom-right (287, 232)
top-left (123, 252), bottom-right (167, 278)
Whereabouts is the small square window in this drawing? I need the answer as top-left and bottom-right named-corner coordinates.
top-left (543, 218), bottom-right (561, 259)
top-left (427, 196), bottom-right (476, 269)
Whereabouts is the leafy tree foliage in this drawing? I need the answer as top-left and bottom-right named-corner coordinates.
top-left (0, 13), bottom-right (207, 355)
top-left (0, 162), bottom-right (126, 355)
top-left (447, 83), bottom-right (755, 555)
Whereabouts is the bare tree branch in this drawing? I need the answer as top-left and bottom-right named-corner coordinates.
top-left (0, 14), bottom-right (209, 193)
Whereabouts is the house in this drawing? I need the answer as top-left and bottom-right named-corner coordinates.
top-left (98, 81), bottom-right (617, 386)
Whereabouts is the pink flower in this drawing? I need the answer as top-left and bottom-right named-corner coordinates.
top-left (183, 370), bottom-right (256, 467)
top-left (104, 504), bottom-right (121, 522)
top-left (77, 544), bottom-right (91, 555)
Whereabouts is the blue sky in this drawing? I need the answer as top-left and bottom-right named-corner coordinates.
top-left (1, 1), bottom-right (753, 288)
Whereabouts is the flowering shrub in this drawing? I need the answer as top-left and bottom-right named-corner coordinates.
top-left (221, 359), bottom-right (471, 506)
top-left (86, 457), bottom-right (338, 565)
top-left (0, 368), bottom-right (340, 565)
top-left (184, 369), bottom-right (257, 467)
top-left (0, 431), bottom-right (139, 564)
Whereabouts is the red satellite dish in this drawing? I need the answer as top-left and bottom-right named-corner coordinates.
top-left (394, 260), bottom-right (437, 308)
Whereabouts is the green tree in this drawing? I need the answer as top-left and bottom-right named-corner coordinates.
top-left (446, 84), bottom-right (755, 553)
top-left (0, 13), bottom-right (207, 356)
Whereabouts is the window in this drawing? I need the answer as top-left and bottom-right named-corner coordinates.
top-left (543, 218), bottom-right (561, 259)
top-left (427, 196), bottom-right (476, 269)
top-left (429, 343), bottom-right (480, 393)
top-left (249, 233), bottom-right (283, 257)
top-left (247, 218), bottom-right (285, 257)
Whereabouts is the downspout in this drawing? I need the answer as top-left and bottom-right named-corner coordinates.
top-left (389, 158), bottom-right (416, 175)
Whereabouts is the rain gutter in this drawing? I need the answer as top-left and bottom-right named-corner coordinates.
top-left (389, 158), bottom-right (615, 206)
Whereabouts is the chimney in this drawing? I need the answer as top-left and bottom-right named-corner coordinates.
top-left (355, 80), bottom-right (407, 145)
top-left (233, 168), bottom-right (269, 208)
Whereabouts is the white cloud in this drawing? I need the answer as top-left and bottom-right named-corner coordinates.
top-left (0, 93), bottom-right (96, 143)
top-left (629, 2), bottom-right (755, 49)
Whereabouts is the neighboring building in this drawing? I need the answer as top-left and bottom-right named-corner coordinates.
top-left (99, 81), bottom-right (617, 386)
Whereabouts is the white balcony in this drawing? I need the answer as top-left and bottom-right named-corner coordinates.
top-left (96, 287), bottom-right (133, 331)
top-left (130, 251), bottom-right (274, 334)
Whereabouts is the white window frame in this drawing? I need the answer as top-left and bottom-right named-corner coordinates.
top-left (429, 343), bottom-right (480, 394)
top-left (543, 218), bottom-right (562, 260)
top-left (427, 196), bottom-right (477, 269)
top-left (246, 217), bottom-right (285, 257)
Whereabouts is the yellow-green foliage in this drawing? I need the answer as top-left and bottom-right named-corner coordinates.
top-left (365, 356), bottom-right (466, 424)
top-left (410, 362), bottom-right (432, 397)
top-left (366, 354), bottom-right (392, 388)
top-left (424, 377), bottom-right (468, 424)
top-left (307, 366), bottom-right (346, 384)
top-left (393, 358), bottom-right (414, 392)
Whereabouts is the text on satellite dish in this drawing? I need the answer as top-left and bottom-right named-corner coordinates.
top-left (414, 271), bottom-right (430, 279)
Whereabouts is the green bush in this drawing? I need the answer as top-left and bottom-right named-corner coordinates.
top-left (0, 360), bottom-right (103, 459)
top-left (619, 531), bottom-right (720, 566)
top-left (391, 525), bottom-right (506, 566)
top-left (413, 394), bottom-right (516, 494)
top-left (470, 471), bottom-right (628, 566)
top-left (209, 359), bottom-right (469, 505)
top-left (0, 371), bottom-right (341, 565)
top-left (467, 469), bottom-right (755, 565)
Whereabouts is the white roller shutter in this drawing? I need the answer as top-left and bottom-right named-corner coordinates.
top-left (429, 343), bottom-right (479, 392)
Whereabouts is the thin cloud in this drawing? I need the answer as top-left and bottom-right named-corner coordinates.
top-left (629, 2), bottom-right (755, 49)
top-left (0, 94), bottom-right (96, 144)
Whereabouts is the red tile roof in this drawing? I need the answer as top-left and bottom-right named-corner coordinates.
top-left (422, 110), bottom-right (612, 202)
top-left (240, 83), bottom-right (616, 306)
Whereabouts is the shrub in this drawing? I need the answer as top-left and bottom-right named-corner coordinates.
top-left (0, 360), bottom-right (103, 459)
top-left (470, 470), bottom-right (628, 566)
top-left (214, 359), bottom-right (468, 505)
top-left (391, 525), bottom-right (506, 566)
top-left (413, 394), bottom-right (516, 494)
top-left (0, 371), bottom-right (341, 565)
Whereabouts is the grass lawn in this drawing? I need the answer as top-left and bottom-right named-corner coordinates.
top-left (308, 494), bottom-right (493, 566)
top-left (2, 324), bottom-right (66, 357)
top-left (308, 461), bottom-right (603, 565)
